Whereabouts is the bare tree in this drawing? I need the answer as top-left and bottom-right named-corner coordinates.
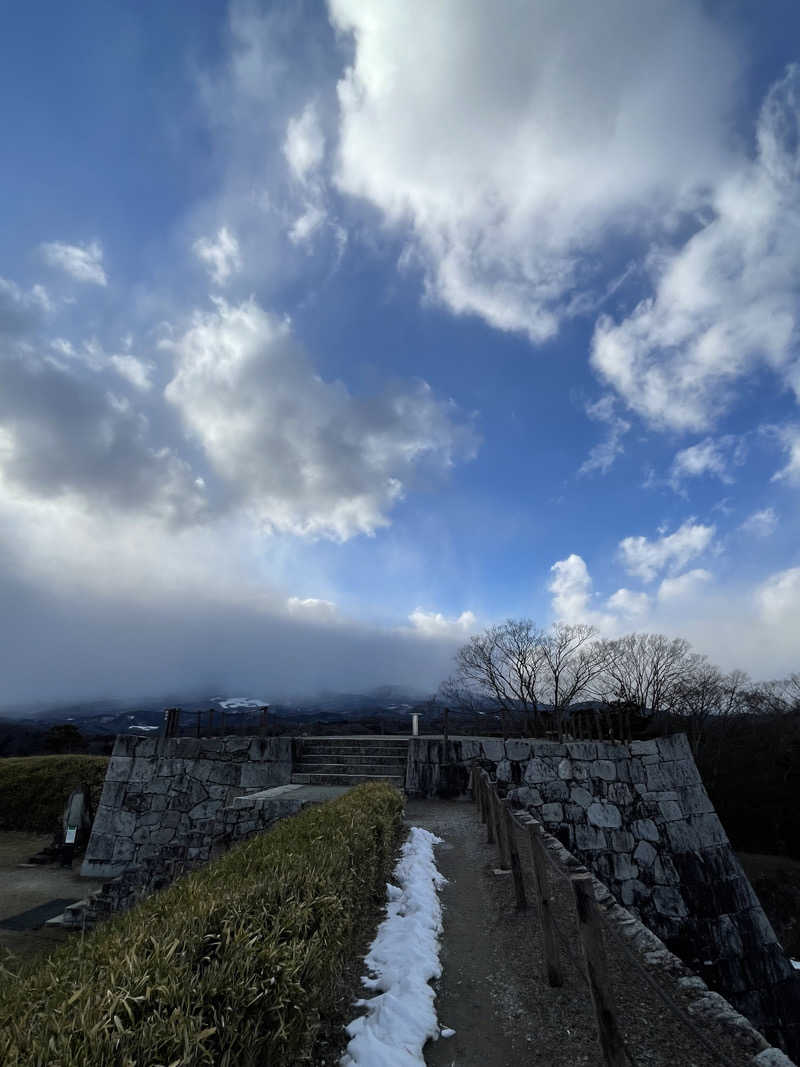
top-left (452, 619), bottom-right (547, 736)
top-left (539, 623), bottom-right (610, 740)
top-left (603, 633), bottom-right (693, 725)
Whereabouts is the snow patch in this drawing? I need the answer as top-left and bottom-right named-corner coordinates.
top-left (792, 959), bottom-right (800, 970)
top-left (215, 696), bottom-right (267, 709)
top-left (341, 826), bottom-right (448, 1066)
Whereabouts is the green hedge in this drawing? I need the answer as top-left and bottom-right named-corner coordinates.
top-left (0, 781), bottom-right (404, 1066)
top-left (0, 755), bottom-right (109, 834)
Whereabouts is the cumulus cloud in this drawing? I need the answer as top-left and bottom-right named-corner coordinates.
top-left (592, 65), bottom-right (800, 431)
top-left (192, 227), bottom-right (242, 286)
top-left (40, 240), bottom-right (107, 286)
top-left (287, 596), bottom-right (338, 621)
top-left (331, 0), bottom-right (740, 342)
top-left (606, 587), bottom-right (650, 619)
top-left (669, 435), bottom-right (746, 490)
top-left (770, 424), bottom-right (800, 485)
top-left (618, 520), bottom-right (715, 582)
top-left (757, 567), bottom-right (800, 625)
top-left (164, 297), bottom-right (477, 539)
top-left (657, 568), bottom-right (712, 601)
top-left (0, 351), bottom-right (205, 524)
top-left (578, 395), bottom-right (631, 476)
top-left (407, 608), bottom-right (476, 639)
top-left (288, 202), bottom-right (327, 246)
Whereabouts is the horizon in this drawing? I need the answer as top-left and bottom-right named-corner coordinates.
top-left (2, 2), bottom-right (800, 705)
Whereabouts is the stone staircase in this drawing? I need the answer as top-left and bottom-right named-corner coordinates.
top-left (291, 736), bottom-right (409, 788)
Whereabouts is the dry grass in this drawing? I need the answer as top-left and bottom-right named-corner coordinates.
top-left (0, 781), bottom-right (404, 1066)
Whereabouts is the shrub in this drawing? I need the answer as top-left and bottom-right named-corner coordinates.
top-left (0, 781), bottom-right (404, 1066)
top-left (0, 755), bottom-right (109, 835)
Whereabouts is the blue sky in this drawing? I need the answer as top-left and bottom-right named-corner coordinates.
top-left (2, 1), bottom-right (800, 704)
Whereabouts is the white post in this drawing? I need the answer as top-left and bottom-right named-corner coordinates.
top-left (411, 713), bottom-right (419, 737)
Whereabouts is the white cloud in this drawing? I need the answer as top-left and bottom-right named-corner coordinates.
top-left (164, 297), bottom-right (477, 540)
top-left (757, 567), bottom-right (800, 625)
top-left (578, 395), bottom-right (631, 476)
top-left (192, 227), bottom-right (242, 286)
top-left (289, 202), bottom-right (326, 246)
top-left (40, 241), bottom-right (107, 286)
top-left (740, 507), bottom-right (778, 537)
top-left (770, 424), bottom-right (800, 485)
top-left (669, 435), bottom-right (746, 489)
top-left (407, 608), bottom-right (476, 639)
top-left (592, 65), bottom-right (800, 431)
top-left (606, 587), bottom-right (650, 619)
top-left (331, 0), bottom-right (740, 342)
top-left (0, 277), bottom-right (52, 334)
top-left (657, 568), bottom-right (712, 601)
top-left (618, 520), bottom-right (714, 582)
top-left (287, 596), bottom-right (337, 621)
top-left (284, 102), bottom-right (325, 183)
top-left (109, 354), bottom-right (155, 391)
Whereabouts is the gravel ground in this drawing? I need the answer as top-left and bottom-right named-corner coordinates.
top-left (407, 799), bottom-right (761, 1067)
top-left (0, 831), bottom-right (104, 972)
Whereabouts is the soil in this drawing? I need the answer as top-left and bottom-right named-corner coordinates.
top-left (0, 831), bottom-right (104, 972)
top-left (407, 798), bottom-right (762, 1067)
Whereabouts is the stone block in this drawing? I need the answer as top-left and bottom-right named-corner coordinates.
top-left (112, 837), bottom-right (135, 864)
top-left (106, 756), bottom-right (133, 782)
top-left (607, 783), bottom-right (633, 805)
top-left (613, 853), bottom-right (637, 880)
top-left (150, 795), bottom-right (169, 812)
top-left (566, 741), bottom-right (597, 760)
top-left (224, 737), bottom-right (252, 758)
top-left (587, 800), bottom-right (622, 829)
top-left (659, 800), bottom-right (684, 822)
top-left (541, 779), bottom-right (568, 803)
top-left (532, 741), bottom-right (567, 758)
top-left (87, 832), bottom-right (116, 862)
top-left (505, 739), bottom-right (531, 761)
top-left (133, 826), bottom-right (152, 845)
top-left (645, 764), bottom-right (673, 791)
top-left (565, 803), bottom-right (585, 821)
top-left (510, 786), bottom-right (542, 808)
top-left (633, 841), bottom-right (657, 867)
top-left (574, 825), bottom-right (606, 851)
top-left (151, 827), bottom-right (176, 845)
top-left (540, 802), bottom-right (564, 823)
top-left (98, 780), bottom-right (126, 808)
top-left (481, 739), bottom-right (505, 762)
top-left (690, 813), bottom-right (729, 847)
top-left (656, 734), bottom-right (692, 760)
top-left (678, 786), bottom-right (714, 815)
top-left (665, 820), bottom-right (701, 853)
top-left (610, 829), bottom-right (635, 852)
top-left (557, 758), bottom-right (572, 779)
top-left (241, 763), bottom-right (285, 789)
top-left (570, 786), bottom-right (593, 809)
top-left (496, 759), bottom-right (513, 783)
top-left (524, 757), bottom-right (555, 784)
top-left (621, 879), bottom-right (651, 907)
top-left (189, 799), bottom-right (223, 821)
top-left (627, 760), bottom-right (645, 784)
top-left (652, 853), bottom-right (678, 885)
top-left (207, 763), bottom-right (241, 787)
top-left (570, 761), bottom-right (590, 782)
top-left (632, 818), bottom-right (660, 842)
top-left (112, 810), bottom-right (137, 837)
top-left (129, 758), bottom-right (157, 783)
top-left (630, 739), bottom-right (659, 756)
top-left (652, 886), bottom-right (689, 918)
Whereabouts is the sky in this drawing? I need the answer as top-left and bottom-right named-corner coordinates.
top-left (2, 0), bottom-right (800, 706)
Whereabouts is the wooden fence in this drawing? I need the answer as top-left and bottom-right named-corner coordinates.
top-left (469, 766), bottom-right (757, 1067)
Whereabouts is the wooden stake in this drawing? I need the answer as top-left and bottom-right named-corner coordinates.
top-left (503, 801), bottom-right (528, 911)
top-left (527, 822), bottom-right (562, 987)
top-left (571, 872), bottom-right (630, 1066)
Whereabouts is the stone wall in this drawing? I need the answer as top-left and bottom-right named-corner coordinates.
top-left (406, 733), bottom-right (800, 1059)
top-left (82, 734), bottom-right (293, 880)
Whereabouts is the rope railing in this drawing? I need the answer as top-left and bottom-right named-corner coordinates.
top-left (468, 765), bottom-right (774, 1067)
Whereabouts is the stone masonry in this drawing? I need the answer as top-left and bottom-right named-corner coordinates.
top-left (82, 734), bottom-right (293, 880)
top-left (406, 733), bottom-right (800, 1059)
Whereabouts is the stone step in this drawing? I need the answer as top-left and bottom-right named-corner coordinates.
top-left (298, 753), bottom-right (407, 767)
top-left (297, 761), bottom-right (407, 776)
top-left (291, 772), bottom-right (405, 787)
top-left (299, 742), bottom-right (409, 757)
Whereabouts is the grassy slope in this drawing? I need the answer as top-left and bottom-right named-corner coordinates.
top-left (0, 755), bottom-right (109, 834)
top-left (0, 781), bottom-right (404, 1066)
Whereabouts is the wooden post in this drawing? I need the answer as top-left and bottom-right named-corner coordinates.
top-left (208, 708), bottom-right (215, 736)
top-left (503, 801), bottom-right (527, 911)
top-left (526, 822), bottom-right (563, 987)
top-left (196, 710), bottom-right (201, 738)
top-left (484, 776), bottom-right (495, 845)
top-left (489, 784), bottom-right (510, 868)
top-left (221, 710), bottom-right (226, 736)
top-left (571, 873), bottom-right (630, 1067)
top-left (478, 771), bottom-right (488, 825)
top-left (259, 705), bottom-right (269, 737)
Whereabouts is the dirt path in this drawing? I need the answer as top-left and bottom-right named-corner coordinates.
top-left (0, 832), bottom-right (104, 971)
top-left (407, 798), bottom-right (759, 1067)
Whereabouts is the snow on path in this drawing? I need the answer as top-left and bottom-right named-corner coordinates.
top-left (340, 826), bottom-right (449, 1066)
